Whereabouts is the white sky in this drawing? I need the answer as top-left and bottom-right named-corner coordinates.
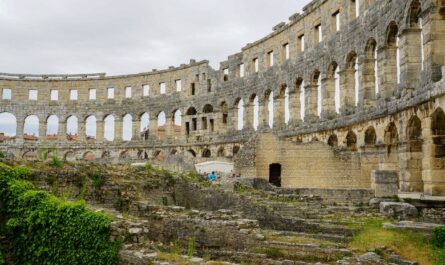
top-left (0, 0), bottom-right (311, 139)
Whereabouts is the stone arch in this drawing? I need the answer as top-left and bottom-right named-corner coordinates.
top-left (22, 150), bottom-right (37, 161)
top-left (364, 126), bottom-right (377, 145)
top-left (220, 101), bottom-right (229, 127)
top-left (46, 115), bottom-right (59, 137)
top-left (277, 84), bottom-right (290, 126)
top-left (407, 115), bottom-right (422, 140)
top-left (85, 115), bottom-right (97, 140)
top-left (346, 130), bottom-right (357, 151)
top-left (120, 150), bottom-right (129, 159)
top-left (153, 150), bottom-right (165, 162)
top-left (233, 145), bottom-right (240, 156)
top-left (249, 94), bottom-right (259, 130)
top-left (202, 148), bottom-right (211, 158)
top-left (104, 114), bottom-right (115, 141)
top-left (63, 151), bottom-right (76, 162)
top-left (263, 90), bottom-right (273, 128)
top-left (385, 122), bottom-right (399, 146)
top-left (101, 151), bottom-right (110, 160)
top-left (202, 104), bottom-right (213, 114)
top-left (402, 114), bottom-right (424, 192)
top-left (328, 134), bottom-right (338, 147)
top-left (83, 151), bottom-right (96, 161)
top-left (137, 150), bottom-right (149, 160)
top-left (325, 61), bottom-right (339, 115)
top-left (364, 37), bottom-right (379, 99)
top-left (311, 70), bottom-right (321, 117)
top-left (66, 115), bottom-right (78, 140)
top-left (217, 147), bottom-right (226, 157)
top-left (122, 114), bottom-right (133, 141)
top-left (187, 149), bottom-right (197, 158)
top-left (386, 21), bottom-right (399, 46)
top-left (24, 115), bottom-right (39, 139)
top-left (234, 97), bottom-right (244, 130)
top-left (407, 0), bottom-right (421, 28)
top-left (186, 107), bottom-right (197, 116)
top-left (170, 149), bottom-right (178, 155)
top-left (0, 112), bottom-right (17, 137)
top-left (432, 107), bottom-right (445, 135)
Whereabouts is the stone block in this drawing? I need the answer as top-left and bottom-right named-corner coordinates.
top-left (379, 202), bottom-right (419, 218)
top-left (371, 170), bottom-right (398, 198)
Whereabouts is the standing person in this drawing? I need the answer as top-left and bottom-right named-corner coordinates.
top-left (208, 171), bottom-right (217, 181)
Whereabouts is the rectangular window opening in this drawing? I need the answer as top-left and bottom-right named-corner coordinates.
top-left (29, 89), bottom-right (38, 101)
top-left (89, 89), bottom-right (96, 100)
top-left (70, 89), bottom-right (78, 101)
top-left (160, 82), bottom-right (166, 94)
top-left (50, 90), bottom-right (59, 101)
top-left (2, 88), bottom-right (11, 100)
top-left (125, 86), bottom-right (132, 98)
top-left (143, 84), bottom-right (150, 97)
top-left (175, 79), bottom-right (182, 92)
top-left (107, 88), bottom-right (115, 99)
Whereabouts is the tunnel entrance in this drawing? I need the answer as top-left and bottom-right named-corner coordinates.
top-left (269, 163), bottom-right (282, 187)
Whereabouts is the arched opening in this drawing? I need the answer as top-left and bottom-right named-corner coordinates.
top-left (217, 147), bottom-right (225, 157)
top-left (104, 115), bottom-right (115, 141)
top-left (325, 62), bottom-right (339, 116)
top-left (138, 150), bottom-right (149, 160)
top-left (102, 151), bottom-right (110, 160)
top-left (173, 109), bottom-right (182, 134)
top-left (328, 134), bottom-right (338, 147)
top-left (278, 85), bottom-right (290, 126)
top-left (64, 151), bottom-right (76, 162)
top-left (185, 107), bottom-right (197, 136)
top-left (346, 130), bottom-right (357, 151)
top-left (23, 150), bottom-right (38, 161)
top-left (203, 104), bottom-right (213, 114)
top-left (46, 115), bottom-right (59, 138)
top-left (120, 151), bottom-right (129, 159)
top-left (170, 149), bottom-right (178, 155)
top-left (202, 149), bottom-right (211, 158)
top-left (384, 21), bottom-right (400, 97)
top-left (187, 149), bottom-right (197, 158)
top-left (432, 108), bottom-right (445, 136)
top-left (0, 113), bottom-right (17, 139)
top-left (85, 115), bottom-right (97, 140)
top-left (298, 79), bottom-right (305, 121)
top-left (220, 101), bottom-right (229, 128)
top-left (314, 70), bottom-right (322, 117)
top-left (250, 94), bottom-right (259, 131)
top-left (157, 111), bottom-right (166, 127)
top-left (344, 52), bottom-right (358, 108)
top-left (202, 104), bottom-right (214, 132)
top-left (385, 122), bottom-right (399, 154)
top-left (237, 98), bottom-right (244, 130)
top-left (402, 115), bottom-right (423, 192)
top-left (266, 90), bottom-right (274, 128)
top-left (123, 114), bottom-right (133, 141)
top-left (24, 115), bottom-right (39, 140)
top-left (233, 145), bottom-right (240, 156)
top-left (364, 126), bottom-right (377, 145)
top-left (66, 116), bottom-right (78, 141)
top-left (407, 0), bottom-right (424, 72)
top-left (269, 163), bottom-right (282, 187)
top-left (140, 113), bottom-right (150, 140)
top-left (364, 38), bottom-right (378, 98)
top-left (83, 151), bottom-right (96, 161)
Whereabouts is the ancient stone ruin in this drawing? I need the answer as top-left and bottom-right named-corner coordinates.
top-left (0, 1), bottom-right (444, 195)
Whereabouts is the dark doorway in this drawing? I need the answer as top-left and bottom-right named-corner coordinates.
top-left (269, 163), bottom-right (282, 187)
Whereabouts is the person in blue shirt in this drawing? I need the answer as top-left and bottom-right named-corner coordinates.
top-left (208, 171), bottom-right (217, 181)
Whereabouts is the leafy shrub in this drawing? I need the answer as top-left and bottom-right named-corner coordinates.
top-left (0, 150), bottom-right (5, 159)
top-left (433, 226), bottom-right (445, 248)
top-left (90, 172), bottom-right (106, 190)
top-left (0, 163), bottom-right (120, 265)
top-left (0, 249), bottom-right (4, 265)
top-left (49, 155), bottom-right (63, 167)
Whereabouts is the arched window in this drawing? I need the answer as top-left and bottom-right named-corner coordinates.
top-left (407, 116), bottom-right (422, 140)
top-left (0, 112), bottom-right (17, 137)
top-left (46, 115), bottom-right (59, 136)
top-left (67, 116), bottom-right (78, 137)
top-left (365, 38), bottom-right (378, 96)
top-left (364, 126), bottom-right (377, 145)
top-left (316, 72), bottom-right (322, 116)
top-left (104, 115), bottom-right (115, 141)
top-left (24, 115), bottom-right (39, 137)
top-left (252, 95), bottom-right (259, 131)
top-left (237, 99), bottom-right (244, 130)
top-left (386, 22), bottom-right (400, 91)
top-left (268, 92), bottom-right (274, 127)
top-left (202, 149), bottom-right (211, 158)
top-left (432, 108), bottom-right (445, 136)
top-left (123, 114), bottom-right (132, 141)
top-left (85, 115), bottom-right (97, 139)
top-left (284, 86), bottom-right (290, 124)
top-left (299, 79), bottom-right (305, 120)
top-left (346, 130), bottom-right (357, 151)
top-left (174, 110), bottom-right (182, 126)
top-left (157, 112), bottom-right (166, 127)
top-left (328, 134), bottom-right (338, 147)
top-left (140, 113), bottom-right (150, 132)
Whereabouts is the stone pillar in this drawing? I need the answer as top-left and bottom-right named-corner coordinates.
top-left (77, 119), bottom-right (86, 142)
top-left (16, 119), bottom-right (24, 144)
top-left (399, 28), bottom-right (422, 88)
top-left (96, 120), bottom-right (104, 141)
top-left (59, 121), bottom-right (66, 142)
top-left (304, 84), bottom-right (318, 123)
top-left (421, 6), bottom-right (445, 82)
top-left (321, 77), bottom-right (336, 120)
top-left (361, 58), bottom-right (377, 107)
top-left (275, 95), bottom-right (285, 129)
top-left (371, 170), bottom-right (399, 198)
top-left (290, 88), bottom-right (301, 125)
top-left (114, 117), bottom-right (122, 142)
top-left (380, 46), bottom-right (398, 99)
top-left (149, 117), bottom-right (158, 139)
top-left (39, 120), bottom-right (46, 141)
top-left (165, 116), bottom-right (173, 139)
top-left (339, 69), bottom-right (355, 113)
top-left (132, 118), bottom-right (140, 141)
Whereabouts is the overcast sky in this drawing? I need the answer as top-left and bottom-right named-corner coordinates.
top-left (0, 0), bottom-right (310, 75)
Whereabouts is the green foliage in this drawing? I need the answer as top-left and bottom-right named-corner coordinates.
top-left (49, 155), bottom-right (63, 167)
top-left (187, 237), bottom-right (196, 258)
top-left (90, 171), bottom-right (106, 190)
top-left (0, 150), bottom-right (5, 159)
top-left (0, 249), bottom-right (4, 265)
top-left (162, 195), bottom-right (169, 206)
top-left (0, 163), bottom-right (120, 265)
top-left (433, 227), bottom-right (445, 248)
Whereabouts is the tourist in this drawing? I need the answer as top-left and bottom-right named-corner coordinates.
top-left (208, 171), bottom-right (217, 182)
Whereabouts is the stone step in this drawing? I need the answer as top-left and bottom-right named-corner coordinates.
top-left (265, 230), bottom-right (350, 244)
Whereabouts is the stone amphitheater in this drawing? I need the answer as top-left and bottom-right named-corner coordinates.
top-left (0, 0), bottom-right (444, 197)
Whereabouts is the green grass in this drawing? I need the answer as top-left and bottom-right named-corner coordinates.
top-left (350, 218), bottom-right (445, 265)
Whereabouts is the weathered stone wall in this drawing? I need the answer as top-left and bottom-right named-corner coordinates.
top-left (0, 0), bottom-right (445, 194)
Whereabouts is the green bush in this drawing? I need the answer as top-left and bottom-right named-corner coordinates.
top-left (433, 226), bottom-right (445, 248)
top-left (90, 172), bottom-right (106, 190)
top-left (49, 155), bottom-right (63, 167)
top-left (0, 249), bottom-right (4, 265)
top-left (0, 163), bottom-right (120, 265)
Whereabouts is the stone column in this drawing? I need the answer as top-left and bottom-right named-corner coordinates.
top-left (379, 46), bottom-right (398, 99)
top-left (361, 58), bottom-right (377, 107)
top-left (149, 117), bottom-right (158, 139)
top-left (274, 95), bottom-right (285, 129)
top-left (114, 117), bottom-right (122, 142)
top-left (96, 119), bottom-right (104, 141)
top-left (304, 83), bottom-right (318, 123)
top-left (339, 69), bottom-right (355, 113)
top-left (321, 77), bottom-right (336, 120)
top-left (164, 115), bottom-right (173, 139)
top-left (39, 120), bottom-right (46, 141)
top-left (399, 28), bottom-right (422, 88)
top-left (421, 6), bottom-right (445, 82)
top-left (290, 88), bottom-right (301, 125)
top-left (132, 118), bottom-right (140, 141)
top-left (16, 119), bottom-right (24, 144)
top-left (77, 119), bottom-right (86, 142)
top-left (59, 120), bottom-right (66, 142)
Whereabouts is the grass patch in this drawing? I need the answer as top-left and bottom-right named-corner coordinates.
top-left (263, 231), bottom-right (337, 247)
top-left (350, 218), bottom-right (444, 265)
